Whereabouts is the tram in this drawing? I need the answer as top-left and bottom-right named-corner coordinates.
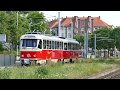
top-left (19, 32), bottom-right (80, 66)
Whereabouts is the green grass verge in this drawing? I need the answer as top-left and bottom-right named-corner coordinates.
top-left (0, 58), bottom-right (120, 79)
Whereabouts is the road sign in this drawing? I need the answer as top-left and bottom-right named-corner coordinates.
top-left (0, 34), bottom-right (6, 42)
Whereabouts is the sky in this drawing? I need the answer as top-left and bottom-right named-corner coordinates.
top-left (41, 11), bottom-right (120, 27)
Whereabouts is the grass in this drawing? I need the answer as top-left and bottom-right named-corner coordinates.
top-left (0, 58), bottom-right (120, 79)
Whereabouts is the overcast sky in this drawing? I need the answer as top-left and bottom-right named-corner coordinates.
top-left (41, 11), bottom-right (120, 27)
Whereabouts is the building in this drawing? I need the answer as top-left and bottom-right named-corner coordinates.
top-left (48, 16), bottom-right (113, 38)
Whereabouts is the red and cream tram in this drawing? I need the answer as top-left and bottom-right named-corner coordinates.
top-left (20, 32), bottom-right (80, 66)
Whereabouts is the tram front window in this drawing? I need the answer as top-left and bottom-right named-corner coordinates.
top-left (22, 39), bottom-right (37, 47)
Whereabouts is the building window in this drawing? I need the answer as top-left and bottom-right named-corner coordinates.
top-left (68, 27), bottom-right (71, 31)
top-left (62, 33), bottom-right (64, 37)
top-left (68, 33), bottom-right (71, 38)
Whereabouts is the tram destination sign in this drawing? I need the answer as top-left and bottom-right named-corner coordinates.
top-left (0, 34), bottom-right (6, 42)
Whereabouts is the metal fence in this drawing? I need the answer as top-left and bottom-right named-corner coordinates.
top-left (0, 54), bottom-right (16, 66)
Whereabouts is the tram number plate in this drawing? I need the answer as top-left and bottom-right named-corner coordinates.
top-left (24, 59), bottom-right (30, 64)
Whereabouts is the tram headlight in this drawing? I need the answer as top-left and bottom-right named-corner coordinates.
top-left (21, 54), bottom-right (24, 57)
top-left (33, 54), bottom-right (36, 57)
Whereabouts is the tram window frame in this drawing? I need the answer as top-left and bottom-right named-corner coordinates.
top-left (57, 41), bottom-right (59, 49)
top-left (43, 40), bottom-right (47, 49)
top-left (54, 41), bottom-right (57, 49)
top-left (47, 40), bottom-right (51, 49)
top-left (68, 43), bottom-right (71, 50)
top-left (38, 39), bottom-right (42, 49)
top-left (49, 41), bottom-right (51, 49)
top-left (52, 41), bottom-right (55, 49)
top-left (64, 43), bottom-right (68, 50)
top-left (73, 43), bottom-right (75, 50)
top-left (71, 43), bottom-right (73, 50)
top-left (59, 42), bottom-right (62, 50)
top-left (61, 42), bottom-right (63, 50)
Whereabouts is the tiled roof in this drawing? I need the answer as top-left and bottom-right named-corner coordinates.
top-left (53, 17), bottom-right (72, 28)
top-left (61, 17), bottom-right (72, 26)
top-left (93, 17), bottom-right (112, 28)
top-left (49, 19), bottom-right (58, 29)
top-left (49, 16), bottom-right (112, 28)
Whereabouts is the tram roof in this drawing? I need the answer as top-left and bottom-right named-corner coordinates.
top-left (20, 33), bottom-right (79, 44)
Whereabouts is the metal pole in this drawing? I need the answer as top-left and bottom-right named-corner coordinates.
top-left (86, 30), bottom-right (88, 58)
top-left (94, 34), bottom-right (96, 58)
top-left (85, 17), bottom-right (89, 59)
top-left (58, 12), bottom-right (61, 37)
top-left (84, 32), bottom-right (86, 58)
top-left (16, 11), bottom-right (19, 61)
top-left (114, 46), bottom-right (116, 57)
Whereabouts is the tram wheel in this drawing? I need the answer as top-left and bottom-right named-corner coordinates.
top-left (62, 59), bottom-right (64, 64)
top-left (57, 59), bottom-right (61, 63)
top-left (70, 59), bottom-right (73, 63)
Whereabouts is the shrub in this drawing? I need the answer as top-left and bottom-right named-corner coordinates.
top-left (34, 67), bottom-right (48, 78)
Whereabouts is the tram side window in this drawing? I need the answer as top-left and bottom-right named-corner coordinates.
top-left (38, 39), bottom-right (42, 49)
top-left (73, 43), bottom-right (76, 50)
top-left (52, 41), bottom-right (55, 49)
top-left (55, 41), bottom-right (57, 49)
top-left (59, 42), bottom-right (62, 50)
top-left (43, 40), bottom-right (46, 49)
top-left (57, 42), bottom-right (59, 49)
top-left (71, 43), bottom-right (74, 50)
top-left (64, 43), bottom-right (67, 50)
top-left (47, 40), bottom-right (50, 49)
top-left (61, 42), bottom-right (63, 50)
top-left (49, 41), bottom-right (51, 49)
top-left (75, 44), bottom-right (77, 50)
top-left (68, 43), bottom-right (71, 50)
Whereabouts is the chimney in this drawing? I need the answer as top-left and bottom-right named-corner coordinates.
top-left (91, 18), bottom-right (94, 33)
top-left (73, 16), bottom-right (78, 34)
top-left (66, 16), bottom-right (67, 18)
top-left (98, 16), bottom-right (100, 19)
top-left (78, 19), bottom-right (81, 34)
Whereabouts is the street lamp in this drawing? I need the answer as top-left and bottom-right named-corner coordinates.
top-left (16, 11), bottom-right (19, 61)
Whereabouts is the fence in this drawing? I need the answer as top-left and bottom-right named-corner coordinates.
top-left (0, 54), bottom-right (16, 66)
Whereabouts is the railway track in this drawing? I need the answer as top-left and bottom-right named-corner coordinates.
top-left (98, 68), bottom-right (120, 79)
top-left (83, 67), bottom-right (120, 79)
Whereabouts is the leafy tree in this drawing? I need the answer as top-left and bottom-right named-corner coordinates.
top-left (91, 28), bottom-right (113, 50)
top-left (73, 34), bottom-right (84, 48)
top-left (110, 27), bottom-right (120, 50)
top-left (27, 11), bottom-right (48, 33)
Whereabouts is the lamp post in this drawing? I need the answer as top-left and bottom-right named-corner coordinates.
top-left (58, 12), bottom-right (61, 37)
top-left (16, 11), bottom-right (19, 60)
top-left (94, 34), bottom-right (96, 58)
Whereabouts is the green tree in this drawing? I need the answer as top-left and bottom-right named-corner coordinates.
top-left (27, 11), bottom-right (48, 33)
top-left (0, 11), bottom-right (29, 50)
top-left (91, 28), bottom-right (113, 50)
top-left (110, 27), bottom-right (120, 50)
top-left (73, 34), bottom-right (84, 48)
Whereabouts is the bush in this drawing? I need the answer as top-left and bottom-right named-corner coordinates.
top-left (34, 67), bottom-right (48, 78)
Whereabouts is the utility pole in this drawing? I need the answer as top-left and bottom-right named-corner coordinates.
top-left (58, 12), bottom-right (61, 37)
top-left (94, 34), bottom-right (96, 58)
top-left (16, 11), bottom-right (19, 60)
top-left (84, 16), bottom-right (89, 58)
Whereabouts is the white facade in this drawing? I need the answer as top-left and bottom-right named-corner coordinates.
top-left (52, 26), bottom-right (73, 39)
